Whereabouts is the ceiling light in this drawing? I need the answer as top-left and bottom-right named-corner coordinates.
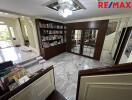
top-left (58, 8), bottom-right (68, 18)
top-left (64, 8), bottom-right (72, 15)
top-left (58, 0), bottom-right (73, 18)
top-left (58, 7), bottom-right (73, 18)
top-left (58, 0), bottom-right (73, 5)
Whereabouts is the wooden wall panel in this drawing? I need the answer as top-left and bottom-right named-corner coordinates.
top-left (66, 20), bottom-right (109, 60)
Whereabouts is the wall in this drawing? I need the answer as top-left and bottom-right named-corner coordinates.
top-left (102, 32), bottom-right (116, 51)
top-left (15, 19), bottom-right (25, 45)
top-left (29, 17), bottom-right (40, 54)
top-left (20, 17), bottom-right (40, 54)
top-left (102, 18), bottom-right (119, 52)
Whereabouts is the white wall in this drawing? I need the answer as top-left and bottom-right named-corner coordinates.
top-left (103, 32), bottom-right (116, 51)
top-left (15, 19), bottom-right (25, 45)
top-left (20, 16), bottom-right (40, 54)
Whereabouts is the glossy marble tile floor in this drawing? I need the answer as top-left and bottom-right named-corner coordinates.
top-left (27, 52), bottom-right (110, 100)
top-left (0, 46), bottom-right (39, 64)
top-left (0, 46), bottom-right (112, 100)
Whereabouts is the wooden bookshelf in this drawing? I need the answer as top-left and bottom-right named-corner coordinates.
top-left (35, 19), bottom-right (66, 60)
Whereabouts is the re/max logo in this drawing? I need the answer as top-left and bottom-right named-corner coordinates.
top-left (98, 0), bottom-right (132, 8)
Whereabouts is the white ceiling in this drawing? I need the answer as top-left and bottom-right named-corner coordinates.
top-left (0, 0), bottom-right (131, 21)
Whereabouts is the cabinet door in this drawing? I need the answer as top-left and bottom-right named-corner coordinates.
top-left (9, 85), bottom-right (37, 100)
top-left (32, 70), bottom-right (55, 100)
top-left (71, 30), bottom-right (83, 54)
top-left (9, 70), bottom-right (55, 100)
top-left (82, 29), bottom-right (98, 57)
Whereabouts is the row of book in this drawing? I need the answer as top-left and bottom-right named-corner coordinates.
top-left (39, 22), bottom-right (64, 29)
top-left (41, 30), bottom-right (63, 35)
top-left (0, 66), bottom-right (28, 96)
top-left (41, 35), bottom-right (63, 42)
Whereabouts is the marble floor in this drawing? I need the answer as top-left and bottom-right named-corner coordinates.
top-left (27, 52), bottom-right (110, 100)
top-left (0, 46), bottom-right (112, 100)
top-left (71, 46), bottom-right (114, 65)
top-left (0, 46), bottom-right (39, 64)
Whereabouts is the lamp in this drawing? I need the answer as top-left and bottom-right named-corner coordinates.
top-left (58, 0), bottom-right (73, 18)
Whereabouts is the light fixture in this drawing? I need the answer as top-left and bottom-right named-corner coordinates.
top-left (58, 0), bottom-right (74, 18)
top-left (58, 0), bottom-right (73, 5)
top-left (58, 6), bottom-right (73, 18)
top-left (46, 0), bottom-right (85, 17)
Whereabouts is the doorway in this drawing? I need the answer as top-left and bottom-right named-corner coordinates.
top-left (0, 25), bottom-right (13, 48)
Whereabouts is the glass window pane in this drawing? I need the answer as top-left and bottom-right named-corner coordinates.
top-left (83, 29), bottom-right (98, 57)
top-left (71, 30), bottom-right (82, 54)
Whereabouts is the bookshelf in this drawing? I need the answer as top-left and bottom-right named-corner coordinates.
top-left (35, 19), bottom-right (66, 60)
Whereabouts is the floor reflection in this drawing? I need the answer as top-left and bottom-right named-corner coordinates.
top-left (0, 46), bottom-right (39, 64)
